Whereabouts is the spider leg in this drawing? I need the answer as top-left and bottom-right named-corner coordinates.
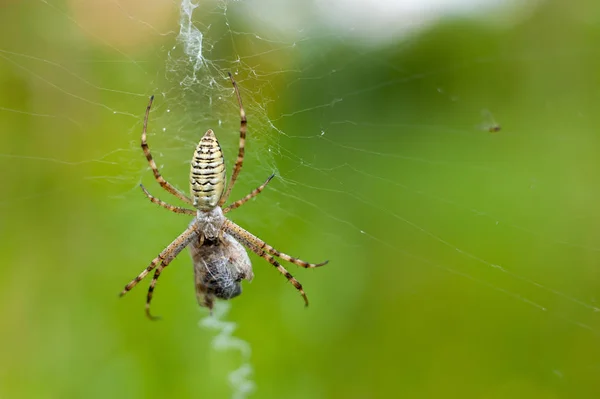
top-left (141, 95), bottom-right (193, 205)
top-left (219, 72), bottom-right (247, 206)
top-left (223, 174), bottom-right (275, 213)
top-left (223, 220), bottom-right (328, 268)
top-left (119, 225), bottom-right (198, 298)
top-left (145, 263), bottom-right (166, 320)
top-left (140, 184), bottom-right (196, 215)
top-left (261, 250), bottom-right (308, 306)
top-left (235, 238), bottom-right (309, 306)
top-left (144, 234), bottom-right (204, 320)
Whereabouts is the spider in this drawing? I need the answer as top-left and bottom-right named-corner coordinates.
top-left (120, 73), bottom-right (328, 319)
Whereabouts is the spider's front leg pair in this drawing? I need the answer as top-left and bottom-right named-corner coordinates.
top-left (119, 224), bottom-right (199, 319)
top-left (221, 218), bottom-right (328, 306)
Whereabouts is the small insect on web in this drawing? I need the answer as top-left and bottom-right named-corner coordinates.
top-left (119, 73), bottom-right (329, 319)
top-left (479, 109), bottom-right (501, 133)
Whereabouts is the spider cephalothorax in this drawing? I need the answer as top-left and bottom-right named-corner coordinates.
top-left (119, 73), bottom-right (328, 319)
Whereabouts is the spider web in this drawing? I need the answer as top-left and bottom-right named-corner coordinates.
top-left (1, 0), bottom-right (600, 398)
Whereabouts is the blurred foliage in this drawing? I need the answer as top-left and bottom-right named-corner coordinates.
top-left (1, 1), bottom-right (600, 398)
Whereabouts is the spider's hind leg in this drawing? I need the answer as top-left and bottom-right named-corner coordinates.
top-left (219, 72), bottom-right (247, 206)
top-left (141, 95), bottom-right (193, 205)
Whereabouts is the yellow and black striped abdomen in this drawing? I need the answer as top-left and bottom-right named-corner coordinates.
top-left (190, 129), bottom-right (226, 210)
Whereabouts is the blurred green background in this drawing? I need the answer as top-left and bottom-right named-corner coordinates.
top-left (1, 0), bottom-right (600, 398)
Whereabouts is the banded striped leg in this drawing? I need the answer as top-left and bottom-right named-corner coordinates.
top-left (145, 267), bottom-right (165, 320)
top-left (142, 95), bottom-right (193, 205)
top-left (223, 220), bottom-right (329, 268)
top-left (223, 174), bottom-right (275, 213)
top-left (219, 72), bottom-right (247, 206)
top-left (144, 263), bottom-right (169, 320)
top-left (145, 234), bottom-right (204, 320)
top-left (244, 243), bottom-right (309, 306)
top-left (140, 184), bottom-right (196, 216)
top-left (119, 226), bottom-right (198, 299)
